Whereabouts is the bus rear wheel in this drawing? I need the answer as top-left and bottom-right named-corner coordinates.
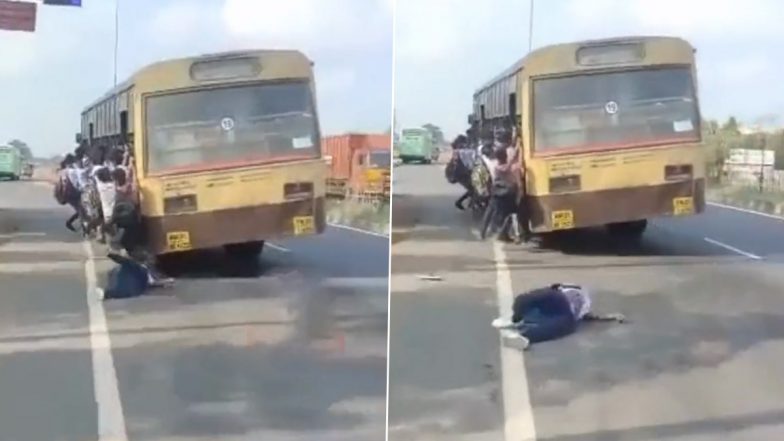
top-left (606, 220), bottom-right (648, 239)
top-left (224, 241), bottom-right (265, 259)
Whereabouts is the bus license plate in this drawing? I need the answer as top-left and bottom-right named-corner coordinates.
top-left (551, 210), bottom-right (574, 230)
top-left (293, 216), bottom-right (315, 235)
top-left (673, 197), bottom-right (694, 216)
top-left (166, 231), bottom-right (192, 251)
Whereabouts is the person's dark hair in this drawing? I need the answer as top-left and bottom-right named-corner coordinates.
top-left (95, 167), bottom-right (112, 183)
top-left (61, 153), bottom-right (75, 169)
top-left (495, 146), bottom-right (508, 165)
top-left (452, 134), bottom-right (468, 150)
top-left (495, 127), bottom-right (512, 144)
top-left (480, 128), bottom-right (494, 143)
top-left (110, 147), bottom-right (124, 165)
top-left (112, 167), bottom-right (127, 186)
top-left (481, 143), bottom-right (495, 158)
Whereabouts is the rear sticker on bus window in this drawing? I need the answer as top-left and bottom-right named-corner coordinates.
top-left (293, 137), bottom-right (313, 149)
top-left (673, 119), bottom-right (694, 132)
top-left (220, 117), bottom-right (235, 131)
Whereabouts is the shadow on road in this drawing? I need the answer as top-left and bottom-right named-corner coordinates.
top-left (537, 407), bottom-right (784, 441)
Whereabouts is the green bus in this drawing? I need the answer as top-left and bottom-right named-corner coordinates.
top-left (399, 128), bottom-right (438, 164)
top-left (0, 146), bottom-right (23, 181)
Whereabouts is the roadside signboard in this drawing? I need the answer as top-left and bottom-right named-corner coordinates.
top-left (0, 0), bottom-right (36, 32)
top-left (726, 148), bottom-right (775, 166)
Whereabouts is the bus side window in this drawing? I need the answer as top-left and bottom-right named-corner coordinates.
top-left (508, 93), bottom-right (517, 128)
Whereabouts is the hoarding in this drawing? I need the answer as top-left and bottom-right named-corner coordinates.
top-left (0, 0), bottom-right (36, 32)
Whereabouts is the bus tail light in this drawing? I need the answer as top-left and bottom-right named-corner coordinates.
top-left (665, 164), bottom-right (693, 181)
top-left (164, 194), bottom-right (198, 215)
top-left (549, 175), bottom-right (581, 194)
top-left (284, 182), bottom-right (313, 200)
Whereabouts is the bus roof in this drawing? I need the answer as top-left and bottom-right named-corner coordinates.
top-left (83, 49), bottom-right (312, 112)
top-left (474, 35), bottom-right (693, 95)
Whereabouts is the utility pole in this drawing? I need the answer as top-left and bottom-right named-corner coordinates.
top-left (113, 0), bottom-right (119, 86)
top-left (528, 0), bottom-right (534, 52)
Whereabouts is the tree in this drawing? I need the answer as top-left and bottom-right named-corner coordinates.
top-left (7, 139), bottom-right (32, 160)
top-left (421, 123), bottom-right (445, 145)
top-left (721, 116), bottom-right (740, 135)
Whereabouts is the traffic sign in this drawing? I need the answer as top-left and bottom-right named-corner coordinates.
top-left (0, 0), bottom-right (36, 32)
top-left (43, 0), bottom-right (81, 5)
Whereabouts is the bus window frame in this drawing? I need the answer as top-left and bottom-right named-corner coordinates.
top-left (141, 78), bottom-right (323, 177)
top-left (528, 63), bottom-right (702, 158)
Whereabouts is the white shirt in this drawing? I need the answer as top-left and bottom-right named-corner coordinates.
top-left (559, 284), bottom-right (592, 320)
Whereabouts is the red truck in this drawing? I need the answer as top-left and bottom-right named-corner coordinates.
top-left (322, 133), bottom-right (391, 200)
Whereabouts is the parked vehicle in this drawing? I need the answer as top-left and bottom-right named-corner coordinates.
top-left (0, 146), bottom-right (23, 181)
top-left (322, 133), bottom-right (391, 199)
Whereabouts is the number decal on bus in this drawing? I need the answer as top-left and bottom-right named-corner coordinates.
top-left (551, 210), bottom-right (574, 230)
top-left (293, 216), bottom-right (315, 236)
top-left (673, 197), bottom-right (694, 216)
top-left (166, 231), bottom-right (192, 251)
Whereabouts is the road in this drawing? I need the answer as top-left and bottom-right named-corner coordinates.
top-left (389, 162), bottom-right (784, 441)
top-left (0, 179), bottom-right (387, 441)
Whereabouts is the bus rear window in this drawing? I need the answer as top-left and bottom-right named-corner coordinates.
top-left (145, 81), bottom-right (319, 173)
top-left (532, 67), bottom-right (699, 154)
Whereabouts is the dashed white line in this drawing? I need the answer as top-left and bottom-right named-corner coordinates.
top-left (328, 223), bottom-right (389, 239)
top-left (493, 240), bottom-right (537, 441)
top-left (82, 241), bottom-right (128, 441)
top-left (708, 201), bottom-right (784, 221)
top-left (703, 237), bottom-right (762, 260)
top-left (265, 243), bottom-right (291, 253)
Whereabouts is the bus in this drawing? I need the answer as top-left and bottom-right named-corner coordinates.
top-left (399, 128), bottom-right (438, 164)
top-left (78, 50), bottom-right (327, 258)
top-left (0, 146), bottom-right (23, 181)
top-left (471, 36), bottom-right (704, 238)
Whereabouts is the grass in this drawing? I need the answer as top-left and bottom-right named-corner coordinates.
top-left (326, 199), bottom-right (390, 235)
top-left (709, 184), bottom-right (784, 204)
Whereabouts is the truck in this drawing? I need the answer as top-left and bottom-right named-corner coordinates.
top-left (398, 128), bottom-right (439, 164)
top-left (322, 133), bottom-right (391, 200)
top-left (0, 146), bottom-right (23, 181)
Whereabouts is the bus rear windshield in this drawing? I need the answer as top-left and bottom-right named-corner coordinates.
top-left (146, 81), bottom-right (319, 173)
top-left (533, 67), bottom-right (699, 153)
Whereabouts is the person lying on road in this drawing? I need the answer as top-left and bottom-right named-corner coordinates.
top-left (492, 283), bottom-right (626, 350)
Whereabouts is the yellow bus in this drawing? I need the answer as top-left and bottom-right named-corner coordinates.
top-left (78, 50), bottom-right (327, 258)
top-left (471, 36), bottom-right (704, 237)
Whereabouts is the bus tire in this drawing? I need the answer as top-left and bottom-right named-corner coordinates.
top-left (224, 241), bottom-right (265, 259)
top-left (606, 220), bottom-right (648, 239)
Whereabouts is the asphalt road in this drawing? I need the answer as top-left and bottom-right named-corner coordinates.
top-left (0, 179), bottom-right (388, 441)
top-left (389, 162), bottom-right (784, 441)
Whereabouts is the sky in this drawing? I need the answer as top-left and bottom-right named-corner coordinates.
top-left (0, 0), bottom-right (393, 156)
top-left (395, 0), bottom-right (784, 139)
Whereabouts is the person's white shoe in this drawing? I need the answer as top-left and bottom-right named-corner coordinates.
top-left (501, 330), bottom-right (530, 351)
top-left (492, 317), bottom-right (514, 329)
top-left (96, 288), bottom-right (106, 301)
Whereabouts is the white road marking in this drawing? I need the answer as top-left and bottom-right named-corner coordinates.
top-left (708, 201), bottom-right (784, 221)
top-left (0, 261), bottom-right (83, 274)
top-left (82, 241), bottom-right (129, 441)
top-left (493, 240), bottom-right (537, 441)
top-left (328, 223), bottom-right (389, 239)
top-left (0, 232), bottom-right (46, 239)
top-left (266, 243), bottom-right (291, 253)
top-left (703, 237), bottom-right (762, 260)
top-left (0, 241), bottom-right (83, 253)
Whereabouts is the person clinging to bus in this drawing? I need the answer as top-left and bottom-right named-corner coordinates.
top-left (447, 135), bottom-right (478, 210)
top-left (58, 154), bottom-right (84, 233)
